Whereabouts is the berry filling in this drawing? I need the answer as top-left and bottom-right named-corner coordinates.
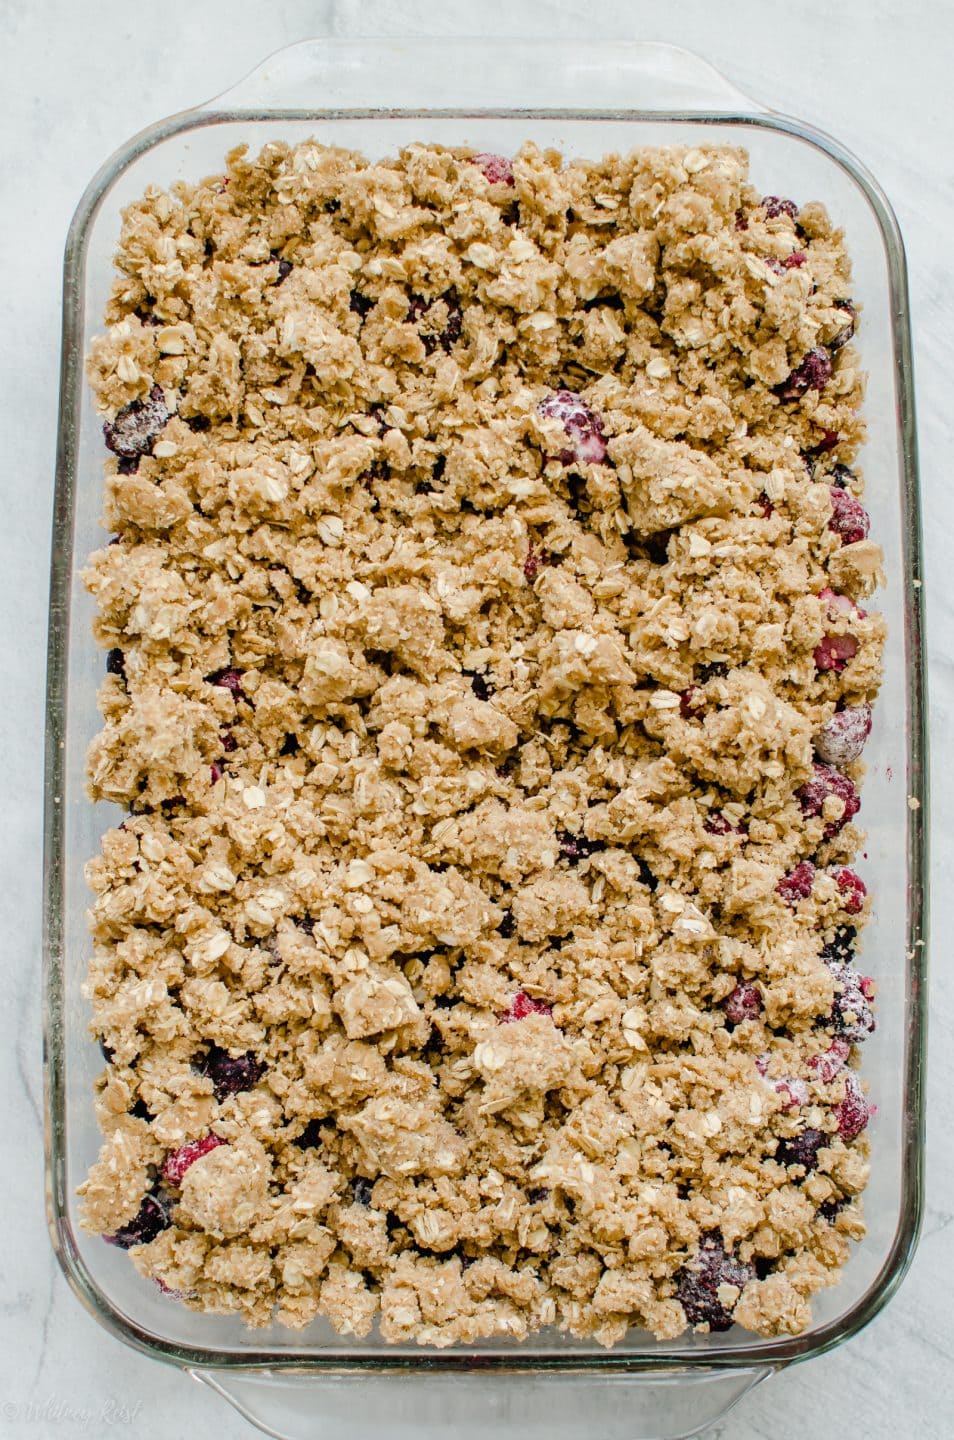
top-left (162, 1133), bottom-right (227, 1186)
top-left (777, 860), bottom-right (816, 905)
top-left (814, 704), bottom-right (872, 766)
top-left (675, 1232), bottom-right (755, 1331)
top-left (538, 390), bottom-right (608, 465)
top-left (470, 153), bottom-right (515, 187)
top-left (775, 347), bottom-right (833, 402)
top-left (829, 487), bottom-right (870, 546)
top-left (195, 1045), bottom-right (265, 1100)
top-left (797, 763), bottom-right (860, 839)
top-left (103, 385), bottom-right (171, 464)
top-left (500, 992), bottom-right (552, 1023)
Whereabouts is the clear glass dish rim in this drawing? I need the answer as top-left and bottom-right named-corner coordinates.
top-left (43, 93), bottom-right (929, 1378)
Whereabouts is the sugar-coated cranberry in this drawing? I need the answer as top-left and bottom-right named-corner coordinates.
top-left (832, 867), bottom-right (867, 914)
top-left (762, 196), bottom-right (799, 220)
top-left (725, 982), bottom-right (761, 1024)
top-left (810, 1038), bottom-right (852, 1084)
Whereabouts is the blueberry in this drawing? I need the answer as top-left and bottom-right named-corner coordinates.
top-left (775, 347), bottom-right (833, 402)
top-left (776, 1127), bottom-right (827, 1172)
top-left (106, 648), bottom-right (126, 679)
top-left (676, 1233), bottom-right (755, 1331)
top-left (350, 289), bottom-right (374, 318)
top-left (352, 1177), bottom-right (374, 1207)
top-left (195, 1045), bottom-right (264, 1101)
top-left (105, 1193), bottom-right (171, 1250)
top-left (103, 385), bottom-right (171, 462)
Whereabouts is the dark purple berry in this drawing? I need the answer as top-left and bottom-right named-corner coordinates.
top-left (351, 1177), bottom-right (374, 1207)
top-left (105, 1193), bottom-right (171, 1249)
top-left (350, 289), bottom-right (374, 318)
top-left (818, 1197), bottom-right (847, 1223)
top-left (106, 648), bottom-right (126, 679)
top-left (829, 300), bottom-right (857, 350)
top-left (195, 1045), bottom-right (264, 1101)
top-left (676, 1233), bottom-right (755, 1331)
top-left (776, 1127), bottom-right (827, 1172)
top-left (558, 831), bottom-right (602, 863)
top-left (220, 728), bottom-right (238, 753)
top-left (206, 668), bottom-right (244, 697)
top-left (762, 196), bottom-right (799, 220)
top-left (269, 251), bottom-right (292, 284)
top-left (293, 1118), bottom-right (323, 1149)
top-left (822, 926), bottom-right (858, 965)
top-left (825, 959), bottom-right (876, 1042)
top-left (103, 385), bottom-right (171, 462)
top-left (464, 670), bottom-right (493, 701)
top-left (186, 414), bottom-right (211, 433)
top-left (775, 347), bottom-right (833, 402)
top-left (497, 910), bottom-right (516, 938)
top-left (830, 463), bottom-right (856, 489)
top-left (835, 1071), bottom-right (871, 1140)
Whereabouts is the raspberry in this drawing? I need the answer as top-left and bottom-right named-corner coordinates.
top-left (829, 487), bottom-right (870, 546)
top-left (810, 1038), bottom-right (851, 1084)
top-left (777, 860), bottom-right (815, 905)
top-left (501, 992), bottom-right (552, 1023)
top-left (210, 761), bottom-right (225, 784)
top-left (754, 493), bottom-right (774, 517)
top-left (814, 704), bottom-right (872, 765)
top-left (762, 196), bottom-right (799, 220)
top-left (783, 250), bottom-right (807, 268)
top-left (797, 763), bottom-right (860, 839)
top-left (538, 390), bottom-right (608, 465)
top-left (103, 384), bottom-right (171, 465)
top-left (832, 867), bottom-right (867, 914)
top-left (776, 1127), bottom-right (827, 1171)
top-left (195, 1045), bottom-right (265, 1100)
top-left (812, 429), bottom-right (841, 454)
top-left (826, 959), bottom-right (876, 1042)
top-left (220, 728), bottom-right (238, 753)
top-left (470, 153), bottom-right (515, 187)
top-left (703, 813), bottom-right (735, 836)
top-left (162, 1133), bottom-right (227, 1186)
top-left (675, 1233), bottom-right (755, 1331)
top-left (725, 982), bottom-right (761, 1024)
top-left (835, 1071), bottom-right (871, 1141)
top-left (406, 291), bottom-right (463, 354)
top-left (774, 1077), bottom-right (810, 1111)
top-left (105, 1193), bottom-right (171, 1250)
top-left (775, 347), bottom-right (833, 402)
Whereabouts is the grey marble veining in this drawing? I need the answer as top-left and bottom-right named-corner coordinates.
top-left (1, 1), bottom-right (949, 1436)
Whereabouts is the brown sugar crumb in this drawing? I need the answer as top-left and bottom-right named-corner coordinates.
top-left (78, 139), bottom-right (882, 1346)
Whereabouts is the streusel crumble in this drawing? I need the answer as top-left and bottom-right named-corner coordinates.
top-left (78, 139), bottom-right (883, 1346)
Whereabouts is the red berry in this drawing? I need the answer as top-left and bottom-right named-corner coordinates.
top-left (783, 250), bottom-right (807, 268)
top-left (725, 982), bottom-right (761, 1024)
top-left (814, 633), bottom-right (858, 672)
top-left (775, 347), bottom-right (832, 402)
top-left (703, 813), bottom-right (734, 836)
top-left (813, 429), bottom-right (841, 454)
top-left (777, 860), bottom-right (816, 904)
top-left (797, 763), bottom-right (860, 839)
top-left (501, 991), bottom-right (552, 1023)
top-left (524, 544), bottom-right (547, 581)
top-left (680, 685), bottom-right (705, 719)
top-left (162, 1133), bottom-right (227, 1186)
top-left (538, 390), bottom-right (608, 465)
top-left (814, 704), bottom-right (872, 765)
top-left (835, 1071), bottom-right (871, 1141)
top-left (470, 153), bottom-right (515, 187)
top-left (829, 488), bottom-right (870, 546)
top-left (774, 1076), bottom-right (810, 1111)
top-left (754, 493), bottom-right (774, 517)
top-left (832, 867), bottom-right (867, 914)
top-left (762, 196), bottom-right (799, 220)
top-left (208, 668), bottom-right (244, 696)
top-left (810, 1038), bottom-right (851, 1084)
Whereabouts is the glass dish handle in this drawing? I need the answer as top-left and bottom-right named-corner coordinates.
top-left (192, 1365), bottom-right (775, 1440)
top-left (201, 38), bottom-right (766, 115)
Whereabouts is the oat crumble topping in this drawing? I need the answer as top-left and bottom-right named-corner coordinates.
top-left (78, 138), bottom-right (883, 1346)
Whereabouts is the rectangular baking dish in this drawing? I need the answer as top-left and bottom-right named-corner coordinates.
top-left (44, 36), bottom-right (928, 1440)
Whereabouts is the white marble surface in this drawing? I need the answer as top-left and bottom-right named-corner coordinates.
top-left (2, 1), bottom-right (950, 1435)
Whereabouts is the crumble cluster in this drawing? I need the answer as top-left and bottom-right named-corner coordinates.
top-left (78, 139), bottom-right (883, 1347)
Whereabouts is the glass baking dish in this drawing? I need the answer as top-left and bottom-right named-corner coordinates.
top-left (44, 36), bottom-right (928, 1440)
